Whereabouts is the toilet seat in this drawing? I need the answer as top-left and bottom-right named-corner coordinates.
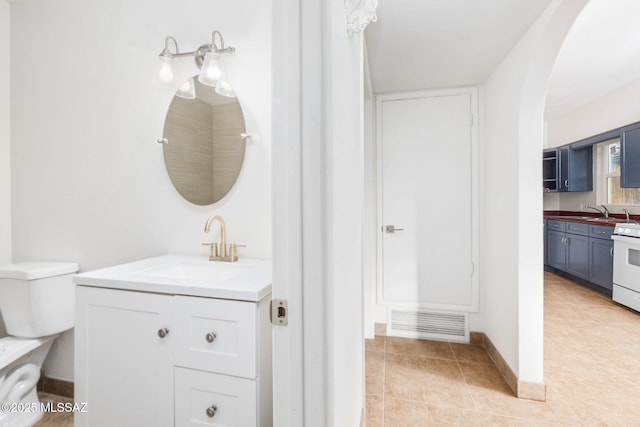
top-left (0, 337), bottom-right (51, 370)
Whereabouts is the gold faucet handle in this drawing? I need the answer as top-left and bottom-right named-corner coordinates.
top-left (202, 242), bottom-right (219, 259)
top-left (229, 244), bottom-right (246, 261)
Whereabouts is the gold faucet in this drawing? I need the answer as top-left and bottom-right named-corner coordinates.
top-left (203, 215), bottom-right (244, 262)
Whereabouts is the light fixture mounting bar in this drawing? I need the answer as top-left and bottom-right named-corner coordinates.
top-left (158, 30), bottom-right (235, 69)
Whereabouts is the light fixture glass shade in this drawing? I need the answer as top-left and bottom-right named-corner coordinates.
top-left (176, 78), bottom-right (196, 99)
top-left (214, 77), bottom-right (235, 97)
top-left (198, 51), bottom-right (223, 87)
top-left (159, 57), bottom-right (174, 83)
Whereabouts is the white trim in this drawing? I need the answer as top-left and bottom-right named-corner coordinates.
top-left (362, 39), bottom-right (377, 339)
top-left (300, 0), bottom-right (328, 424)
top-left (272, 0), bottom-right (329, 425)
top-left (375, 86), bottom-right (480, 313)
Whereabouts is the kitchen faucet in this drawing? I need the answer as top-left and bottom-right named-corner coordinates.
top-left (203, 214), bottom-right (245, 262)
top-left (601, 205), bottom-right (610, 218)
top-left (585, 206), bottom-right (604, 216)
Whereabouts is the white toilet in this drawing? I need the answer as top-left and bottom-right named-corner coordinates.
top-left (0, 261), bottom-right (78, 427)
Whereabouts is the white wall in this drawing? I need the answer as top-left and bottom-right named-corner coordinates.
top-left (0, 0), bottom-right (10, 268)
top-left (324, 2), bottom-right (365, 424)
top-left (10, 0), bottom-right (271, 381)
top-left (481, 0), bottom-right (587, 388)
top-left (546, 77), bottom-right (640, 148)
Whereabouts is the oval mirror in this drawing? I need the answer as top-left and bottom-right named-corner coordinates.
top-left (162, 76), bottom-right (246, 205)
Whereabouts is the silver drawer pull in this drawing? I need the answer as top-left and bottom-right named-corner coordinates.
top-left (205, 332), bottom-right (217, 343)
top-left (157, 328), bottom-right (169, 338)
top-left (206, 404), bottom-right (218, 418)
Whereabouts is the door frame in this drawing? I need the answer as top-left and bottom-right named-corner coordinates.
top-left (271, 0), bottom-right (327, 425)
top-left (375, 87), bottom-right (480, 313)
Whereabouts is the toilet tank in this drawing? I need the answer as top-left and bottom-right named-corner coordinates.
top-left (0, 262), bottom-right (79, 338)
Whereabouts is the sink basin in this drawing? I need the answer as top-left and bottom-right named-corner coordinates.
top-left (136, 259), bottom-right (252, 282)
top-left (74, 255), bottom-right (272, 301)
top-left (552, 215), bottom-right (628, 223)
top-left (591, 217), bottom-right (627, 223)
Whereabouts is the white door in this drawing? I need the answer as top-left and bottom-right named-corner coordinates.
top-left (378, 88), bottom-right (478, 311)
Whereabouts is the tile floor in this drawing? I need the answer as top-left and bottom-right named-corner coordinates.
top-left (33, 393), bottom-right (73, 427)
top-left (366, 272), bottom-right (640, 426)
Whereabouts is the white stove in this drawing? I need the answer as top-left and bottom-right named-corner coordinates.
top-left (612, 222), bottom-right (640, 312)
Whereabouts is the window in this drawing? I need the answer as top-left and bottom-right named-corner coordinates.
top-left (597, 139), bottom-right (640, 205)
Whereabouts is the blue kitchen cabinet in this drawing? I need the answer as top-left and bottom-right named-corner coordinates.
top-left (543, 219), bottom-right (548, 265)
top-left (621, 124), bottom-right (640, 188)
top-left (546, 220), bottom-right (590, 280)
top-left (544, 220), bottom-right (614, 293)
top-left (546, 220), bottom-right (566, 270)
top-left (543, 151), bottom-right (559, 192)
top-left (588, 224), bottom-right (614, 290)
top-left (567, 146), bottom-right (593, 192)
top-left (547, 229), bottom-right (566, 271)
top-left (565, 222), bottom-right (589, 280)
top-left (542, 146), bottom-right (592, 192)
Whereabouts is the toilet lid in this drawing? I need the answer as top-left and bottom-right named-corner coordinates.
top-left (0, 261), bottom-right (79, 280)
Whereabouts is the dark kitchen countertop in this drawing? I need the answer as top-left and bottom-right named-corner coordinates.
top-left (544, 210), bottom-right (638, 227)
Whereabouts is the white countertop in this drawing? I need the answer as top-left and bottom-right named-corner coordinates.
top-left (74, 255), bottom-right (272, 302)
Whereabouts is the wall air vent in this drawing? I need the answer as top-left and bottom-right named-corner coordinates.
top-left (387, 308), bottom-right (469, 343)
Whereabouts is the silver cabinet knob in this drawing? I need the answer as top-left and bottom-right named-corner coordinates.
top-left (157, 328), bottom-right (169, 338)
top-left (206, 404), bottom-right (218, 418)
top-left (206, 332), bottom-right (217, 343)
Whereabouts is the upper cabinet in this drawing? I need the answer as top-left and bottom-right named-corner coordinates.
top-left (543, 146), bottom-right (593, 192)
top-left (621, 124), bottom-right (640, 188)
top-left (543, 149), bottom-right (559, 191)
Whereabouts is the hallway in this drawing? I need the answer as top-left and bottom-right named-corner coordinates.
top-left (366, 272), bottom-right (640, 425)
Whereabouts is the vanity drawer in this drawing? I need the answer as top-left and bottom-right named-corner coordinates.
top-left (174, 296), bottom-right (257, 378)
top-left (175, 367), bottom-right (257, 427)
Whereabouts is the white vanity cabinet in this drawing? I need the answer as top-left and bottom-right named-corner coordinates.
top-left (73, 255), bottom-right (273, 427)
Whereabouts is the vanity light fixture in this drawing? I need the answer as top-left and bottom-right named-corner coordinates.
top-left (176, 77), bottom-right (196, 100)
top-left (158, 30), bottom-right (236, 97)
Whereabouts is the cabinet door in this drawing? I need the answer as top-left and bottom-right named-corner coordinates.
top-left (566, 233), bottom-right (589, 280)
top-left (546, 229), bottom-right (566, 270)
top-left (543, 220), bottom-right (548, 265)
top-left (589, 238), bottom-right (614, 290)
top-left (75, 287), bottom-right (174, 427)
top-left (621, 125), bottom-right (640, 188)
top-left (568, 146), bottom-right (593, 192)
